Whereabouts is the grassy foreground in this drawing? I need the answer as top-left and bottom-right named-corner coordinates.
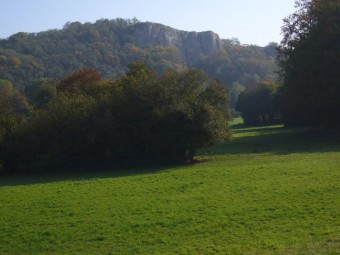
top-left (0, 120), bottom-right (339, 254)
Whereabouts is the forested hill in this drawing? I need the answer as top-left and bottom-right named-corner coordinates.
top-left (0, 18), bottom-right (277, 104)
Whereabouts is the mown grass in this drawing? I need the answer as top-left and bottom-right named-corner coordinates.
top-left (0, 120), bottom-right (339, 254)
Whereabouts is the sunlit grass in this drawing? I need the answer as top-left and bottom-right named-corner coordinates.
top-left (0, 122), bottom-right (339, 254)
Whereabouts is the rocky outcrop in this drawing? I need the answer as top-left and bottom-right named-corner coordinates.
top-left (133, 22), bottom-right (222, 61)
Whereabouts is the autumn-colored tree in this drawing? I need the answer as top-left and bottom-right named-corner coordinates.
top-left (58, 68), bottom-right (102, 93)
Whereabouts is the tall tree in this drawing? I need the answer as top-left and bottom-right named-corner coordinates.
top-left (278, 0), bottom-right (340, 126)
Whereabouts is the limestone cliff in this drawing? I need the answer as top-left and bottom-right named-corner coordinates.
top-left (132, 22), bottom-right (222, 61)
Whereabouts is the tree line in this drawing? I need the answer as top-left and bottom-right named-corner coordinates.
top-left (0, 63), bottom-right (231, 174)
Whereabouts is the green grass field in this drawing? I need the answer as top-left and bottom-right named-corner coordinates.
top-left (1, 120), bottom-right (339, 254)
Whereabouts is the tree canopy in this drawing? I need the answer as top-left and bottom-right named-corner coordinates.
top-left (278, 0), bottom-right (340, 127)
top-left (0, 63), bottom-right (231, 174)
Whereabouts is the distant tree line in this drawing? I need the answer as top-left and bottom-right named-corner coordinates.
top-left (0, 63), bottom-right (231, 174)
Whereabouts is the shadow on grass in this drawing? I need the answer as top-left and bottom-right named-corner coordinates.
top-left (201, 124), bottom-right (340, 156)
top-left (1, 124), bottom-right (339, 187)
top-left (231, 125), bottom-right (287, 134)
top-left (0, 162), bottom-right (191, 187)
top-left (229, 123), bottom-right (244, 129)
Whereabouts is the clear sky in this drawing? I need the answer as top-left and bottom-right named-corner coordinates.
top-left (0, 0), bottom-right (296, 46)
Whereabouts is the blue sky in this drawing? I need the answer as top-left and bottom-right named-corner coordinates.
top-left (1, 0), bottom-right (296, 46)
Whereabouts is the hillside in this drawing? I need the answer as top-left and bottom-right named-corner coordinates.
top-left (0, 18), bottom-right (277, 105)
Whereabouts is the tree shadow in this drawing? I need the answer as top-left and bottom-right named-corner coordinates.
top-left (202, 125), bottom-right (340, 155)
top-left (0, 162), bottom-right (191, 187)
top-left (231, 125), bottom-right (287, 134)
top-left (229, 123), bottom-right (244, 129)
top-left (1, 125), bottom-right (339, 187)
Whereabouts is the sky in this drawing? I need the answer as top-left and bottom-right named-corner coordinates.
top-left (0, 0), bottom-right (296, 46)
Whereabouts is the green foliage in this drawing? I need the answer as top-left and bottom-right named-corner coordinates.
top-left (0, 79), bottom-right (13, 115)
top-left (112, 64), bottom-right (231, 163)
top-left (2, 83), bottom-right (118, 173)
top-left (196, 41), bottom-right (277, 89)
top-left (0, 79), bottom-right (31, 115)
top-left (229, 82), bottom-right (245, 109)
top-left (278, 0), bottom-right (340, 127)
top-left (0, 124), bottom-right (339, 254)
top-left (24, 78), bottom-right (57, 108)
top-left (236, 81), bottom-right (280, 126)
top-left (0, 64), bottom-right (231, 173)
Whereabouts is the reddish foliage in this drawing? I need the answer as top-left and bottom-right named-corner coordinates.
top-left (59, 68), bottom-right (102, 92)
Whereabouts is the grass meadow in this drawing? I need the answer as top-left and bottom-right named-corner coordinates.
top-left (0, 119), bottom-right (339, 254)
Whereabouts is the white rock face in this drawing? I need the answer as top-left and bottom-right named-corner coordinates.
top-left (133, 22), bottom-right (222, 61)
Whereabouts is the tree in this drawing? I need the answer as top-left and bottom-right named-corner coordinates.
top-left (58, 68), bottom-right (102, 93)
top-left (0, 79), bottom-right (30, 115)
top-left (113, 64), bottom-right (231, 163)
top-left (236, 81), bottom-right (280, 126)
top-left (24, 78), bottom-right (57, 108)
top-left (278, 0), bottom-right (340, 127)
top-left (0, 80), bottom-right (13, 115)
